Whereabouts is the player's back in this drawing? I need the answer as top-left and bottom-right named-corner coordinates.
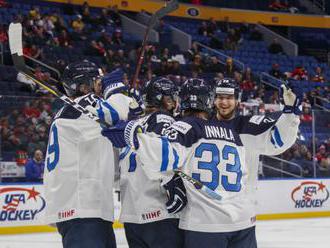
top-left (171, 117), bottom-right (255, 233)
top-left (44, 94), bottom-right (116, 224)
top-left (119, 111), bottom-right (179, 224)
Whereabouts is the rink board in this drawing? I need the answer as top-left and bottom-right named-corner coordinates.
top-left (0, 179), bottom-right (329, 234)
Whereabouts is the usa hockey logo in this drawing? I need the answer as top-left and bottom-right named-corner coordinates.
top-left (0, 187), bottom-right (45, 222)
top-left (291, 181), bottom-right (329, 208)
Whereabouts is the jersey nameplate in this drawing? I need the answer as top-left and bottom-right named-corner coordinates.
top-left (249, 115), bottom-right (265, 125)
top-left (156, 114), bottom-right (174, 124)
top-left (171, 121), bottom-right (192, 134)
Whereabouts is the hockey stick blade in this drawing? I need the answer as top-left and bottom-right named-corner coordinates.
top-left (175, 170), bottom-right (223, 201)
top-left (8, 22), bottom-right (110, 127)
top-left (148, 0), bottom-right (179, 30)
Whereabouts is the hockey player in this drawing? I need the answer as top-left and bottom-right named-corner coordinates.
top-left (103, 77), bottom-right (300, 248)
top-left (43, 61), bottom-right (140, 248)
top-left (104, 77), bottom-right (187, 248)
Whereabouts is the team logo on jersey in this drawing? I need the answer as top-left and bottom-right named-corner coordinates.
top-left (0, 187), bottom-right (45, 222)
top-left (291, 181), bottom-right (329, 208)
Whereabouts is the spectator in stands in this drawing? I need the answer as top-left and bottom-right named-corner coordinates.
top-left (0, 24), bottom-right (8, 43)
top-left (190, 54), bottom-right (204, 74)
top-left (89, 40), bottom-right (106, 56)
top-left (241, 67), bottom-right (256, 92)
top-left (160, 47), bottom-right (171, 61)
top-left (25, 149), bottom-right (44, 182)
top-left (72, 14), bottom-right (85, 33)
top-left (291, 65), bottom-right (308, 81)
top-left (268, 38), bottom-right (284, 54)
top-left (187, 41), bottom-right (200, 60)
top-left (98, 29), bottom-right (112, 48)
top-left (169, 59), bottom-right (183, 76)
top-left (224, 57), bottom-right (238, 77)
top-left (198, 21), bottom-right (209, 37)
top-left (80, 1), bottom-right (92, 24)
top-left (58, 30), bottom-right (72, 47)
top-left (108, 5), bottom-right (122, 27)
top-left (269, 0), bottom-right (288, 11)
top-left (312, 67), bottom-right (326, 83)
top-left (112, 28), bottom-right (124, 45)
top-left (98, 8), bottom-right (112, 26)
top-left (227, 29), bottom-right (239, 50)
top-left (30, 44), bottom-right (43, 60)
top-left (29, 6), bottom-right (41, 20)
top-left (113, 49), bottom-right (129, 69)
top-left (316, 145), bottom-right (328, 163)
top-left (205, 56), bottom-right (224, 73)
top-left (300, 105), bottom-right (312, 122)
top-left (207, 18), bottom-right (218, 35)
top-left (269, 63), bottom-right (283, 79)
top-left (154, 59), bottom-right (170, 76)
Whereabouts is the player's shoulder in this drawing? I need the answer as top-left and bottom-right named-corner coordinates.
top-left (54, 93), bottom-right (100, 121)
top-left (167, 116), bottom-right (204, 147)
top-left (233, 111), bottom-right (282, 135)
top-left (148, 111), bottom-right (175, 125)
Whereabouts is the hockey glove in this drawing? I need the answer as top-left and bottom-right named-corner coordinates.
top-left (101, 120), bottom-right (143, 149)
top-left (281, 84), bottom-right (302, 115)
top-left (128, 88), bottom-right (145, 119)
top-left (163, 174), bottom-right (188, 214)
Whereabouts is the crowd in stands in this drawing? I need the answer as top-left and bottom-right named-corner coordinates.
top-left (0, 0), bottom-right (329, 182)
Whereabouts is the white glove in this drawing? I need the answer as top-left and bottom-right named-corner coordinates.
top-left (281, 84), bottom-right (296, 106)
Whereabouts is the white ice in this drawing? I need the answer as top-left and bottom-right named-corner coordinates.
top-left (0, 218), bottom-right (329, 248)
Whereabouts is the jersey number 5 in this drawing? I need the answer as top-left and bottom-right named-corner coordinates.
top-left (192, 143), bottom-right (242, 192)
top-left (46, 124), bottom-right (60, 172)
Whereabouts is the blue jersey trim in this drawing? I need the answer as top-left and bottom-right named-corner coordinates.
top-left (119, 146), bottom-right (131, 160)
top-left (172, 148), bottom-right (179, 170)
top-left (274, 126), bottom-right (284, 147)
top-left (97, 103), bottom-right (105, 124)
top-left (0, 182), bottom-right (43, 185)
top-left (103, 101), bottom-right (119, 125)
top-left (160, 137), bottom-right (169, 172)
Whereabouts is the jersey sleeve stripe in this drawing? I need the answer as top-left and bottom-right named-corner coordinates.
top-left (102, 101), bottom-right (120, 125)
top-left (96, 103), bottom-right (105, 123)
top-left (172, 148), bottom-right (179, 170)
top-left (274, 126), bottom-right (284, 147)
top-left (160, 137), bottom-right (170, 172)
top-left (128, 153), bottom-right (137, 172)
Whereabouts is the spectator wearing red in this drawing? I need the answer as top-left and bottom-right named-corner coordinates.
top-left (0, 25), bottom-right (8, 43)
top-left (316, 145), bottom-right (327, 163)
top-left (291, 66), bottom-right (308, 81)
top-left (269, 0), bottom-right (288, 11)
top-left (300, 105), bottom-right (312, 122)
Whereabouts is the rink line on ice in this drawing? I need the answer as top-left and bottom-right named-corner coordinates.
top-left (1, 212), bottom-right (330, 235)
top-left (257, 211), bottom-right (330, 220)
top-left (0, 221), bottom-right (123, 235)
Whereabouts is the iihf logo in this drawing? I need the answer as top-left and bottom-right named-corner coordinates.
top-left (0, 187), bottom-right (46, 222)
top-left (291, 181), bottom-right (329, 208)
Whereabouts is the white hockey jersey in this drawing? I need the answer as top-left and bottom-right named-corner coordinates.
top-left (135, 112), bottom-right (300, 232)
top-left (44, 93), bottom-right (132, 224)
top-left (119, 111), bottom-right (180, 224)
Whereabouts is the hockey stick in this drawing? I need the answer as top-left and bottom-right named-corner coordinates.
top-left (8, 22), bottom-right (110, 128)
top-left (9, 22), bottom-right (222, 201)
top-left (131, 0), bottom-right (179, 88)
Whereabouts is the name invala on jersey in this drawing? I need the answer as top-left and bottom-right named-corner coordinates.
top-left (205, 125), bottom-right (235, 142)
